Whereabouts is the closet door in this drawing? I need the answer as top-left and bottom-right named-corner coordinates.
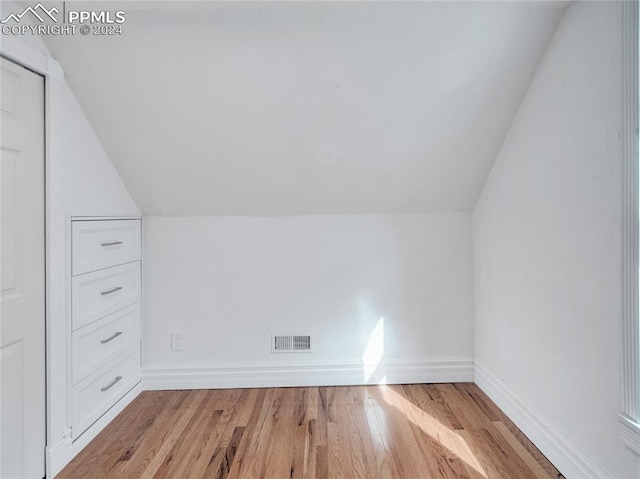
top-left (0, 57), bottom-right (46, 478)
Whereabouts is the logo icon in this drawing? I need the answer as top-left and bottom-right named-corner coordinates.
top-left (1, 3), bottom-right (59, 24)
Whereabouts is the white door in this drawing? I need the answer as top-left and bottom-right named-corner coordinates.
top-left (0, 58), bottom-right (46, 478)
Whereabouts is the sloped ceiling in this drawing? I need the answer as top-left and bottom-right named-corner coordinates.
top-left (44, 1), bottom-right (565, 216)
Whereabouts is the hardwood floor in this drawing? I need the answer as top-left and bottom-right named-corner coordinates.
top-left (57, 383), bottom-right (563, 479)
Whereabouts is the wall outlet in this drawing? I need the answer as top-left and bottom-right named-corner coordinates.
top-left (171, 332), bottom-right (184, 351)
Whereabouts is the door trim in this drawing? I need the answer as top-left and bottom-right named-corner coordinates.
top-left (1, 37), bottom-right (67, 478)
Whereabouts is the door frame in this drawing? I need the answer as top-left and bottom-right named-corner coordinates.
top-left (1, 38), bottom-right (67, 478)
top-left (620, 0), bottom-right (640, 454)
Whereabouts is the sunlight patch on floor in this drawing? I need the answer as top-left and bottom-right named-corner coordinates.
top-left (380, 386), bottom-right (487, 477)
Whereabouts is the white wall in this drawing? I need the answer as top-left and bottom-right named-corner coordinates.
top-left (61, 84), bottom-right (139, 216)
top-left (0, 2), bottom-right (50, 57)
top-left (473, 2), bottom-right (640, 478)
top-left (0, 1), bottom-right (139, 217)
top-left (143, 213), bottom-right (474, 387)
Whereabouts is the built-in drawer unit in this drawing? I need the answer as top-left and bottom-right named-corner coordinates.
top-left (72, 348), bottom-right (141, 437)
top-left (72, 303), bottom-right (140, 385)
top-left (72, 219), bottom-right (141, 276)
top-left (70, 217), bottom-right (142, 439)
top-left (72, 261), bottom-right (141, 330)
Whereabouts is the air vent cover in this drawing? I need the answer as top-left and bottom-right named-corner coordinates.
top-left (272, 335), bottom-right (312, 353)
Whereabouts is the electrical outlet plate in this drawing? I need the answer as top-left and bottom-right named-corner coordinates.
top-left (171, 332), bottom-right (184, 351)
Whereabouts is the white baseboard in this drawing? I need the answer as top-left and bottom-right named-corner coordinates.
top-left (474, 361), bottom-right (611, 479)
top-left (143, 358), bottom-right (474, 390)
top-left (46, 436), bottom-right (72, 479)
top-left (619, 413), bottom-right (640, 455)
top-left (48, 382), bottom-right (142, 478)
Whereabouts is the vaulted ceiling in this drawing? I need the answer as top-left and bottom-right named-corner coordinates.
top-left (44, 1), bottom-right (566, 216)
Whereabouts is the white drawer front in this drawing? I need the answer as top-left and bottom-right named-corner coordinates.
top-left (72, 348), bottom-right (140, 438)
top-left (72, 303), bottom-right (140, 385)
top-left (72, 219), bottom-right (141, 275)
top-left (72, 262), bottom-right (141, 330)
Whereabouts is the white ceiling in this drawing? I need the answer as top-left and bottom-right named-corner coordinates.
top-left (45, 1), bottom-right (566, 216)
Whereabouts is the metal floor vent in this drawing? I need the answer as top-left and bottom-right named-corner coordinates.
top-left (272, 335), bottom-right (312, 352)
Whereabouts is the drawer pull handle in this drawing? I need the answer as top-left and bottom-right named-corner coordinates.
top-left (101, 241), bottom-right (123, 247)
top-left (101, 286), bottom-right (123, 296)
top-left (100, 331), bottom-right (123, 344)
top-left (100, 376), bottom-right (122, 392)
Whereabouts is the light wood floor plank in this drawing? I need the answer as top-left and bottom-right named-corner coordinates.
top-left (57, 383), bottom-right (563, 479)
